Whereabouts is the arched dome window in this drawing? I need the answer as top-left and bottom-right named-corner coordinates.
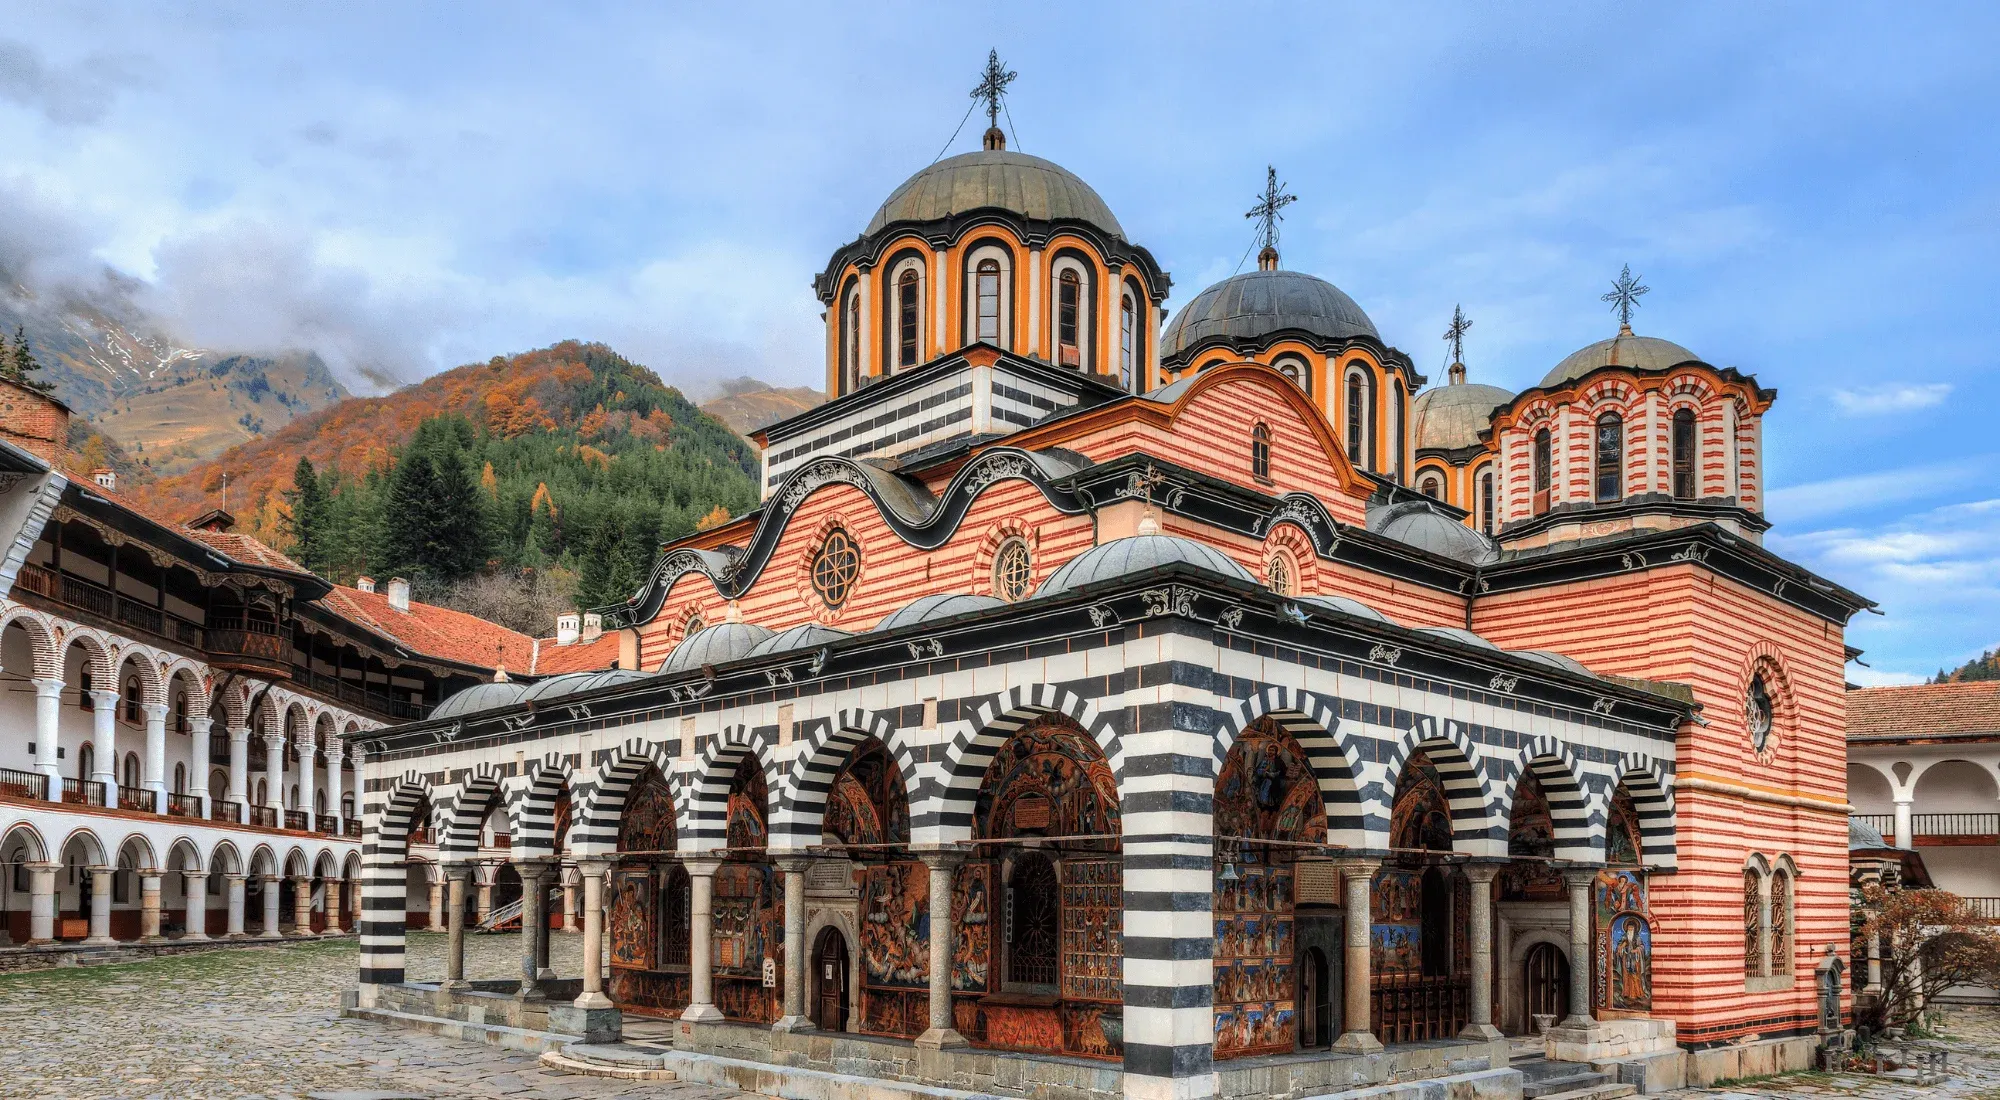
top-left (1251, 422), bottom-right (1272, 481)
top-left (1672, 407), bottom-right (1698, 500)
top-left (1418, 473), bottom-right (1441, 499)
top-left (1119, 291), bottom-right (1137, 389)
top-left (1265, 552), bottom-right (1293, 596)
top-left (1345, 368), bottom-right (1373, 471)
top-left (896, 269), bottom-right (921, 370)
top-left (1272, 355), bottom-right (1310, 397)
top-left (1595, 412), bottom-right (1624, 503)
top-left (976, 259), bottom-right (1002, 343)
top-left (1532, 428), bottom-right (1552, 516)
top-left (1478, 468), bottom-right (1495, 535)
top-left (1057, 271), bottom-right (1082, 366)
top-left (993, 537), bottom-right (1032, 602)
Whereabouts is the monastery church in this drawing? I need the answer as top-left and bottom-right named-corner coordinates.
top-left (345, 70), bottom-right (1869, 1100)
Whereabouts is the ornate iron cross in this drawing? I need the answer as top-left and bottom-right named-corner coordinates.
top-left (1245, 166), bottom-right (1297, 254)
top-left (1443, 304), bottom-right (1472, 364)
top-left (1602, 264), bottom-right (1650, 328)
top-left (971, 50), bottom-right (1016, 130)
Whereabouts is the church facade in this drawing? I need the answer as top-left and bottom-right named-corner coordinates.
top-left (352, 121), bottom-right (1869, 1099)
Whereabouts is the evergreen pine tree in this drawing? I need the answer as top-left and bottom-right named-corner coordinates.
top-left (9, 327), bottom-right (55, 393)
top-left (380, 417), bottom-right (490, 582)
top-left (283, 457), bottom-right (330, 571)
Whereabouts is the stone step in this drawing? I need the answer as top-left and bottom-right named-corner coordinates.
top-left (1536, 1084), bottom-right (1636, 1100)
top-left (542, 1044), bottom-right (678, 1081)
top-left (1522, 1071), bottom-right (1611, 1098)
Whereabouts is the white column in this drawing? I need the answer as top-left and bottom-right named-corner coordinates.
top-left (263, 730), bottom-right (286, 817)
top-left (428, 879), bottom-right (445, 931)
top-left (139, 871), bottom-right (163, 942)
top-left (326, 736), bottom-right (345, 834)
top-left (682, 859), bottom-right (724, 1023)
top-left (142, 702), bottom-right (169, 813)
top-left (1893, 799), bottom-right (1914, 850)
top-left (33, 678), bottom-right (62, 798)
top-left (1460, 864), bottom-right (1502, 1040)
top-left (91, 690), bottom-right (118, 804)
top-left (1334, 859), bottom-right (1384, 1053)
top-left (563, 879), bottom-right (579, 933)
top-left (774, 857), bottom-right (811, 1032)
top-left (188, 717), bottom-right (213, 818)
top-left (85, 866), bottom-right (115, 944)
top-left (298, 735), bottom-right (319, 829)
top-left (26, 862), bottom-right (57, 944)
top-left (574, 859), bottom-right (611, 1010)
top-left (182, 872), bottom-right (210, 940)
top-left (227, 724), bottom-right (251, 823)
top-left (225, 874), bottom-right (247, 937)
top-left (260, 874), bottom-right (282, 936)
top-left (1562, 869), bottom-right (1600, 1030)
top-left (915, 851), bottom-right (966, 1048)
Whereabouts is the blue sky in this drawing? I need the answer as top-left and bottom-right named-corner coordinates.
top-left (1, 3), bottom-right (1995, 683)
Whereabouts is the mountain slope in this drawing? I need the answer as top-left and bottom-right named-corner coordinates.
top-left (1, 274), bottom-right (350, 476)
top-left (140, 341), bottom-right (759, 555)
top-left (700, 376), bottom-right (825, 440)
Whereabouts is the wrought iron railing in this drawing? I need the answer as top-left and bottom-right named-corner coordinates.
top-left (344, 819), bottom-right (361, 838)
top-left (117, 787), bottom-right (156, 813)
top-left (284, 809), bottom-right (309, 831)
top-left (0, 767), bottom-right (47, 801)
top-left (212, 800), bottom-right (242, 824)
top-left (166, 792), bottom-right (201, 818)
top-left (62, 777), bottom-right (106, 807)
top-left (1912, 813), bottom-right (2000, 839)
top-left (316, 814), bottom-right (338, 834)
top-left (248, 805), bottom-right (277, 828)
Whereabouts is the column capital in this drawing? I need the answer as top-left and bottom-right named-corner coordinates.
top-left (26, 859), bottom-right (59, 874)
top-left (33, 677), bottom-right (63, 697)
top-left (1461, 861), bottom-right (1505, 884)
top-left (139, 868), bottom-right (163, 882)
top-left (188, 715), bottom-right (214, 732)
top-left (227, 723), bottom-right (252, 740)
top-left (1332, 856), bottom-right (1382, 877)
top-left (261, 729), bottom-right (286, 749)
top-left (223, 872), bottom-right (246, 884)
top-left (915, 846), bottom-right (966, 871)
top-left (1561, 865), bottom-right (1604, 889)
top-left (141, 702), bottom-right (170, 721)
top-left (89, 689), bottom-right (118, 708)
top-left (576, 857), bottom-right (611, 877)
top-left (442, 861), bottom-right (475, 882)
top-left (683, 856), bottom-right (723, 877)
top-left (88, 864), bottom-right (114, 876)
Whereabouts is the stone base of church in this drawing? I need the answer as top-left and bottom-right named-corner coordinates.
top-left (1544, 1016), bottom-right (1676, 1063)
top-left (1683, 1034), bottom-right (1822, 1088)
top-left (343, 980), bottom-right (622, 1053)
top-left (671, 1019), bottom-right (1517, 1100)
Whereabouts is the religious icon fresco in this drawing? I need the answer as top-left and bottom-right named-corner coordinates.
top-left (951, 863), bottom-right (992, 993)
top-left (1594, 868), bottom-right (1652, 1015)
top-left (1499, 770), bottom-right (1565, 901)
top-left (1606, 785), bottom-right (1643, 867)
top-left (714, 756), bottom-right (780, 1024)
top-left (1212, 719), bottom-right (1323, 1058)
top-left (606, 767), bottom-right (691, 1014)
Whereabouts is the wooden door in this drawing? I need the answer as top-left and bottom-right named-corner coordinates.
top-left (1523, 942), bottom-right (1570, 1023)
top-left (813, 928), bottom-right (849, 1032)
top-left (1297, 946), bottom-right (1331, 1048)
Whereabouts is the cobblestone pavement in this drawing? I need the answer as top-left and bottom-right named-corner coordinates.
top-left (0, 932), bottom-right (756, 1100)
top-left (1663, 1006), bottom-right (2000, 1100)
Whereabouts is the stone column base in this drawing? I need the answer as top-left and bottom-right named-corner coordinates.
top-left (1459, 1022), bottom-right (1505, 1041)
top-left (1547, 1016), bottom-right (1677, 1063)
top-left (914, 1027), bottom-right (967, 1049)
top-left (548, 1002), bottom-right (623, 1044)
top-left (81, 936), bottom-right (118, 946)
top-left (772, 1015), bottom-right (812, 1033)
top-left (1333, 1029), bottom-right (1384, 1055)
top-left (680, 1003), bottom-right (725, 1024)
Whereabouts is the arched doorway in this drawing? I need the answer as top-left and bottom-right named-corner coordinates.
top-left (1376, 749), bottom-right (1470, 1043)
top-left (1523, 942), bottom-right (1569, 1024)
top-left (813, 926), bottom-right (851, 1032)
top-left (822, 739), bottom-right (919, 1038)
top-left (606, 765), bottom-right (687, 1016)
top-left (1298, 947), bottom-right (1331, 1048)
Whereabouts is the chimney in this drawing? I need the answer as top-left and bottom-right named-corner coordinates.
top-left (92, 467), bottom-right (116, 491)
top-left (555, 612), bottom-right (580, 646)
top-left (355, 576), bottom-right (376, 594)
top-left (580, 612), bottom-right (603, 643)
top-left (385, 577), bottom-right (410, 612)
top-left (0, 377), bottom-right (71, 466)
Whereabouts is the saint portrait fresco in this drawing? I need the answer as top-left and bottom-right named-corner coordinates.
top-left (1594, 868), bottom-right (1652, 1015)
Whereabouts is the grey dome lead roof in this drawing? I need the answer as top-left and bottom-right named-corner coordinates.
top-left (1162, 269), bottom-right (1380, 359)
top-left (1412, 380), bottom-right (1514, 452)
top-left (872, 593), bottom-right (1006, 633)
top-left (1541, 329), bottom-right (1703, 389)
top-left (865, 150), bottom-right (1125, 239)
top-left (1037, 535), bottom-right (1255, 598)
top-left (431, 680), bottom-right (530, 720)
top-left (662, 622), bottom-right (775, 675)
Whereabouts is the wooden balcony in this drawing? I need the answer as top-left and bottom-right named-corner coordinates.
top-left (61, 777), bottom-right (106, 807)
top-left (284, 809), bottom-right (310, 831)
top-left (1855, 813), bottom-right (1894, 836)
top-left (0, 767), bottom-right (47, 802)
top-left (206, 617), bottom-right (289, 677)
top-left (165, 792), bottom-right (202, 818)
top-left (211, 800), bottom-right (242, 824)
top-left (247, 805), bottom-right (278, 829)
top-left (1912, 813), bottom-right (2000, 845)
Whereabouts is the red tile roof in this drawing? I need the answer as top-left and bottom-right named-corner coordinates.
top-left (1847, 681), bottom-right (2000, 741)
top-left (530, 632), bottom-right (624, 675)
top-left (323, 585), bottom-right (537, 672)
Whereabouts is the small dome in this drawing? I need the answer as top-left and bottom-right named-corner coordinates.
top-left (873, 593), bottom-right (1006, 633)
top-left (1412, 380), bottom-right (1514, 451)
top-left (865, 150), bottom-right (1124, 239)
top-left (1162, 269), bottom-right (1379, 359)
top-left (747, 623), bottom-right (853, 658)
top-left (431, 681), bottom-right (530, 720)
top-left (1541, 329), bottom-right (1702, 389)
top-left (520, 669), bottom-right (652, 704)
top-left (1514, 650), bottom-right (1593, 677)
top-left (1851, 817), bottom-right (1892, 851)
top-left (662, 622), bottom-right (774, 675)
top-left (1295, 594), bottom-right (1393, 624)
top-left (1414, 625), bottom-right (1502, 652)
top-left (1372, 500), bottom-right (1499, 565)
top-left (1037, 535), bottom-right (1255, 598)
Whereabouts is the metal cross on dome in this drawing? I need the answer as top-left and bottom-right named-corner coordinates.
top-left (971, 49), bottom-right (1016, 130)
top-left (1245, 166), bottom-right (1297, 254)
top-left (1443, 304), bottom-right (1472, 365)
top-left (1602, 264), bottom-right (1651, 328)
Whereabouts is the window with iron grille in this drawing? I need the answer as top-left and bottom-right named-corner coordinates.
top-left (810, 528), bottom-right (859, 610)
top-left (993, 537), bottom-right (1032, 602)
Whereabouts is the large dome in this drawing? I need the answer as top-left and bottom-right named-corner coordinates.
top-left (1412, 380), bottom-right (1514, 451)
top-left (865, 150), bottom-right (1125, 239)
top-left (1037, 534), bottom-right (1255, 598)
top-left (1162, 269), bottom-right (1379, 359)
top-left (1541, 329), bottom-right (1702, 389)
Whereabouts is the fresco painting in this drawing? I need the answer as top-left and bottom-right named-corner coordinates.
top-left (1500, 770), bottom-right (1565, 901)
top-left (951, 862), bottom-right (992, 993)
top-left (608, 868), bottom-right (654, 970)
top-left (1594, 868), bottom-right (1652, 1016)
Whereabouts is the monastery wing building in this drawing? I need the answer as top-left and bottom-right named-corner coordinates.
top-left (349, 120), bottom-right (1872, 1099)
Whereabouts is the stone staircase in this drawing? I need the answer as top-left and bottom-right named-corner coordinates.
top-left (1514, 1056), bottom-right (1636, 1100)
top-left (481, 898), bottom-right (523, 932)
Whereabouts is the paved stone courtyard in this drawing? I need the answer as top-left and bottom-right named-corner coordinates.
top-left (3, 933), bottom-right (1999, 1100)
top-left (0, 932), bottom-right (751, 1099)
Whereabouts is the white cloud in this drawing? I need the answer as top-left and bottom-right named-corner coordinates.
top-left (1845, 667), bottom-right (1926, 688)
top-left (1765, 457), bottom-right (1989, 524)
top-left (1831, 382), bottom-right (1953, 415)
